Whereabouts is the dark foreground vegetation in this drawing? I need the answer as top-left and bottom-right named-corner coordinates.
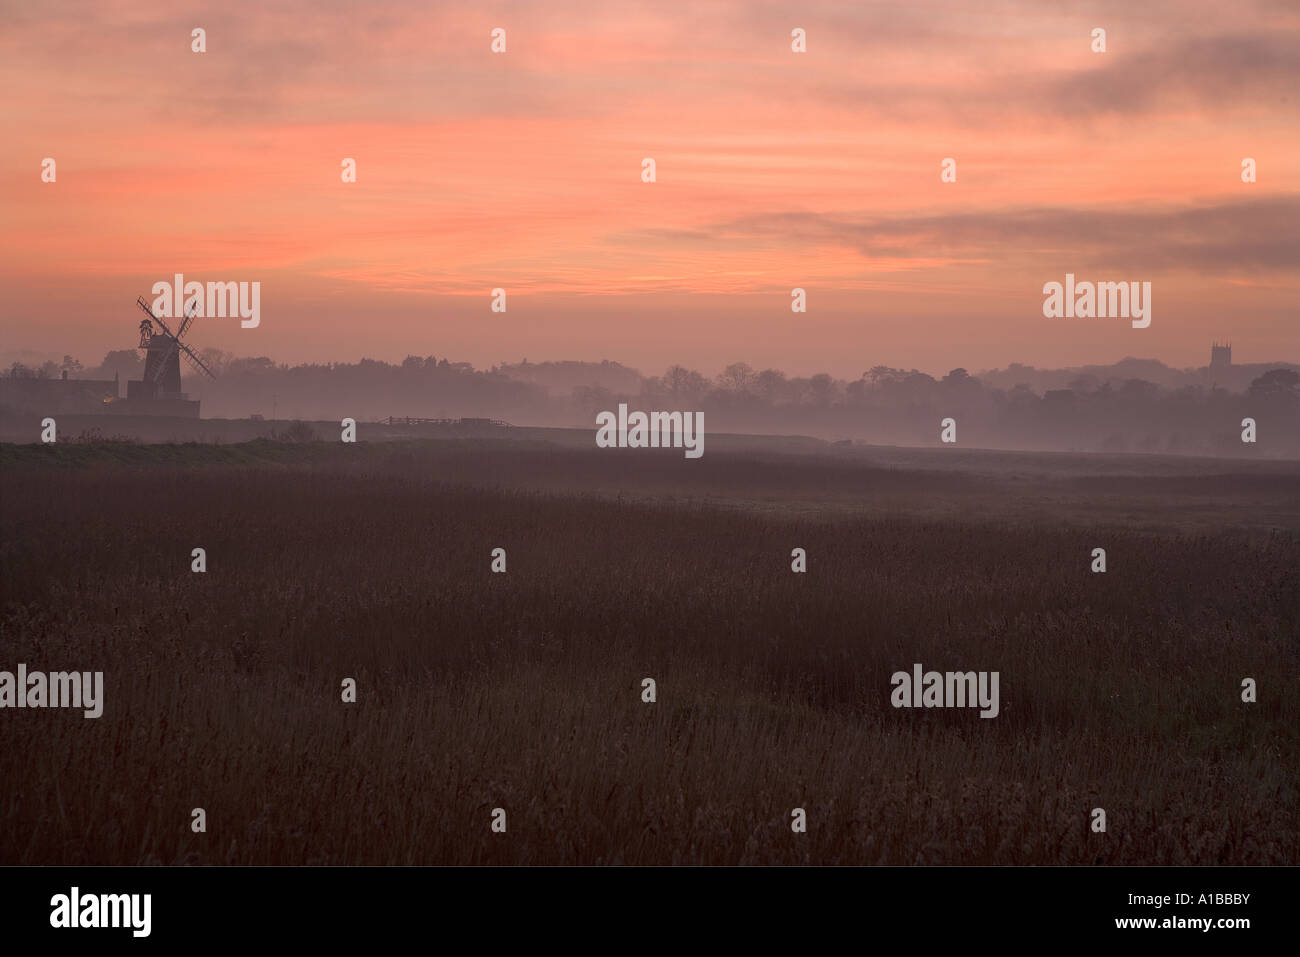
top-left (2, 440), bottom-right (1297, 863)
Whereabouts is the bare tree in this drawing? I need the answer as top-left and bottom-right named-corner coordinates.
top-left (717, 361), bottom-right (755, 393)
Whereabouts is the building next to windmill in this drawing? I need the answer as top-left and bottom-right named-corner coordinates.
top-left (0, 369), bottom-right (120, 416)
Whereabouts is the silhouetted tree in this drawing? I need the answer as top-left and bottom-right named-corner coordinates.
top-left (754, 369), bottom-right (787, 402)
top-left (1248, 369), bottom-right (1300, 400)
top-left (717, 362), bottom-right (755, 393)
top-left (663, 365), bottom-right (710, 402)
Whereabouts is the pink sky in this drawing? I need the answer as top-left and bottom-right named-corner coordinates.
top-left (2, 0), bottom-right (1297, 379)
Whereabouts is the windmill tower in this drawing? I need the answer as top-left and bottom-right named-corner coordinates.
top-left (127, 296), bottom-right (216, 405)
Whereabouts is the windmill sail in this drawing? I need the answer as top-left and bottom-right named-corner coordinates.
top-left (128, 295), bottom-right (216, 405)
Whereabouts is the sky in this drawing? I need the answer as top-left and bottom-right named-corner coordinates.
top-left (1, 0), bottom-right (1297, 380)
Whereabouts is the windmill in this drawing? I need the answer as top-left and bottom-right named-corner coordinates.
top-left (129, 295), bottom-right (216, 401)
